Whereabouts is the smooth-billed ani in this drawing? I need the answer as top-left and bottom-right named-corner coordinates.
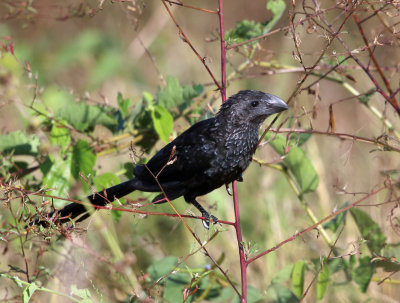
top-left (38, 90), bottom-right (288, 228)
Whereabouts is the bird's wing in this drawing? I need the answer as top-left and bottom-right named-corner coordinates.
top-left (134, 118), bottom-right (219, 184)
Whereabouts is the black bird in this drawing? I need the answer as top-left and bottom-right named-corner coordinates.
top-left (40, 90), bottom-right (288, 228)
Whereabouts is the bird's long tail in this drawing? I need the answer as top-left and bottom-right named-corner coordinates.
top-left (36, 179), bottom-right (137, 225)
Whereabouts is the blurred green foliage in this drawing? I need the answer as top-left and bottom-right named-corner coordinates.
top-left (1, 0), bottom-right (400, 302)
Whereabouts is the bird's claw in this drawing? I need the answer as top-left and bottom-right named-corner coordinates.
top-left (201, 212), bottom-right (219, 229)
top-left (225, 184), bottom-right (232, 196)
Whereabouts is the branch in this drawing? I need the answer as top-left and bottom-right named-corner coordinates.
top-left (247, 179), bottom-right (399, 264)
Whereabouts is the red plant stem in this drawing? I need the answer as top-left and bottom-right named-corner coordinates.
top-left (3, 184), bottom-right (235, 226)
top-left (233, 181), bottom-right (247, 303)
top-left (217, 1), bottom-right (245, 301)
top-left (161, 0), bottom-right (222, 91)
top-left (165, 0), bottom-right (218, 14)
top-left (246, 179), bottom-right (399, 264)
top-left (218, 0), bottom-right (226, 101)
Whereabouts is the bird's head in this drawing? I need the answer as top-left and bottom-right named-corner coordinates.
top-left (217, 90), bottom-right (288, 126)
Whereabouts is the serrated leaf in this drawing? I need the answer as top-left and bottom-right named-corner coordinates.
top-left (350, 208), bottom-right (386, 254)
top-left (317, 265), bottom-right (330, 300)
top-left (22, 282), bottom-right (39, 303)
top-left (156, 76), bottom-right (203, 114)
top-left (225, 20), bottom-right (264, 45)
top-left (351, 256), bottom-right (374, 292)
top-left (0, 131), bottom-right (40, 156)
top-left (291, 260), bottom-right (305, 298)
top-left (71, 140), bottom-right (96, 180)
top-left (150, 105), bottom-right (173, 144)
top-left (42, 87), bottom-right (117, 131)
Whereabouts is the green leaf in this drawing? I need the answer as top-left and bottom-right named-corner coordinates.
top-left (42, 87), bottom-right (117, 131)
top-left (0, 131), bottom-right (40, 156)
top-left (94, 172), bottom-right (122, 221)
top-left (264, 0), bottom-right (286, 33)
top-left (379, 243), bottom-right (400, 271)
top-left (317, 265), bottom-right (330, 300)
top-left (143, 91), bottom-right (154, 105)
top-left (268, 134), bottom-right (319, 193)
top-left (288, 132), bottom-right (312, 147)
top-left (225, 20), bottom-right (264, 45)
top-left (150, 105), bottom-right (173, 144)
top-left (164, 272), bottom-right (189, 303)
top-left (247, 286), bottom-right (264, 303)
top-left (267, 283), bottom-right (299, 303)
top-left (156, 76), bottom-right (203, 114)
top-left (10, 275), bottom-right (24, 287)
top-left (117, 92), bottom-right (132, 119)
top-left (272, 264), bottom-right (294, 284)
top-left (50, 123), bottom-right (70, 152)
top-left (324, 202), bottom-right (349, 232)
top-left (291, 260), bottom-right (305, 298)
top-left (147, 256), bottom-right (179, 282)
top-left (71, 140), bottom-right (96, 180)
top-left (22, 282), bottom-right (39, 303)
top-left (358, 89), bottom-right (376, 105)
top-left (350, 208), bottom-right (386, 254)
top-left (351, 256), bottom-right (374, 292)
top-left (70, 285), bottom-right (92, 303)
top-left (41, 155), bottom-right (72, 205)
top-left (374, 259), bottom-right (400, 272)
top-left (225, 0), bottom-right (285, 46)
top-left (94, 172), bottom-right (121, 190)
top-left (157, 76), bottom-right (182, 110)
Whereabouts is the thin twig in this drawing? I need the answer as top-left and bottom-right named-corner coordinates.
top-left (160, 0), bottom-right (222, 91)
top-left (247, 179), bottom-right (399, 264)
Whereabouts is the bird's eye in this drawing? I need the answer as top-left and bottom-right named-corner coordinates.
top-left (251, 101), bottom-right (259, 107)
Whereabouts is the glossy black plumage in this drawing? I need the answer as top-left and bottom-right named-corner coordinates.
top-left (41, 90), bottom-right (288, 227)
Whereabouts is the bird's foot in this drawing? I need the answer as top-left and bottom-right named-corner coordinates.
top-left (201, 211), bottom-right (219, 229)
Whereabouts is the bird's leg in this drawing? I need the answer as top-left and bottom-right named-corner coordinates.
top-left (190, 199), bottom-right (218, 229)
top-left (225, 184), bottom-right (232, 196)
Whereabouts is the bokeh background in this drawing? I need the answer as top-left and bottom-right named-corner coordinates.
top-left (1, 0), bottom-right (400, 302)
